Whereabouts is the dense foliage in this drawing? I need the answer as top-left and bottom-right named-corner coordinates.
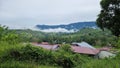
top-left (0, 43), bottom-right (90, 68)
top-left (0, 25), bottom-right (120, 68)
top-left (97, 0), bottom-right (120, 36)
top-left (14, 28), bottom-right (118, 47)
top-left (0, 25), bottom-right (19, 44)
top-left (0, 41), bottom-right (120, 68)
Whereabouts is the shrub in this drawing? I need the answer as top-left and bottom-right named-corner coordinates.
top-left (116, 37), bottom-right (120, 48)
top-left (58, 44), bottom-right (72, 53)
top-left (0, 44), bottom-right (91, 68)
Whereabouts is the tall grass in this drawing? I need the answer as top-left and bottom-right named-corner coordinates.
top-left (0, 42), bottom-right (60, 68)
top-left (81, 59), bottom-right (120, 68)
top-left (0, 41), bottom-right (120, 68)
top-left (0, 43), bottom-right (89, 68)
top-left (0, 41), bottom-right (23, 56)
top-left (0, 60), bottom-right (59, 68)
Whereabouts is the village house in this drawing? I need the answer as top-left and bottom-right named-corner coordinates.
top-left (71, 42), bottom-right (95, 49)
top-left (32, 41), bottom-right (115, 59)
top-left (71, 41), bottom-right (115, 58)
top-left (32, 42), bottom-right (59, 50)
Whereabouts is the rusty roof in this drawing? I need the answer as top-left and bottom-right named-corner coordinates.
top-left (32, 43), bottom-right (59, 50)
top-left (71, 46), bottom-right (99, 55)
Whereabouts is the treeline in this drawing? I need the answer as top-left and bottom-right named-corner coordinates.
top-left (0, 25), bottom-right (118, 47)
top-left (13, 28), bottom-right (118, 47)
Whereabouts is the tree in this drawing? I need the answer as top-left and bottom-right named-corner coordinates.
top-left (97, 0), bottom-right (120, 36)
top-left (0, 25), bottom-right (19, 44)
top-left (0, 25), bottom-right (8, 40)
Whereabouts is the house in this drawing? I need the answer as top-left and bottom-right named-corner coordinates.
top-left (71, 46), bottom-right (99, 55)
top-left (32, 42), bottom-right (59, 50)
top-left (71, 42), bottom-right (115, 58)
top-left (71, 42), bottom-right (98, 55)
top-left (97, 47), bottom-right (111, 51)
top-left (41, 42), bottom-right (49, 45)
top-left (72, 41), bottom-right (95, 49)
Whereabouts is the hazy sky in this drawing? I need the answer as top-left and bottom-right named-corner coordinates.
top-left (0, 0), bottom-right (101, 29)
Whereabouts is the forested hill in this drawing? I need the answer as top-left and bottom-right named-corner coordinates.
top-left (36, 21), bottom-right (97, 30)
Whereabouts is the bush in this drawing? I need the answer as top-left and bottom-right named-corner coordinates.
top-left (0, 44), bottom-right (89, 68)
top-left (0, 26), bottom-right (20, 44)
top-left (116, 37), bottom-right (120, 48)
top-left (0, 60), bottom-right (59, 68)
top-left (58, 44), bottom-right (72, 53)
top-left (20, 44), bottom-right (54, 65)
top-left (53, 50), bottom-right (74, 68)
top-left (54, 44), bottom-right (90, 68)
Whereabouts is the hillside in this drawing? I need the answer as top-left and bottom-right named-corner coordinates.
top-left (36, 21), bottom-right (97, 31)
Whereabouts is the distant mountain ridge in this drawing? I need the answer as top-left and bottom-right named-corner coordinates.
top-left (36, 22), bottom-right (97, 31)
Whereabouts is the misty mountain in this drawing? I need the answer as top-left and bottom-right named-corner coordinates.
top-left (36, 22), bottom-right (97, 31)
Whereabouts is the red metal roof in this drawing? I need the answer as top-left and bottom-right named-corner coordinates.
top-left (71, 46), bottom-right (99, 55)
top-left (32, 43), bottom-right (59, 50)
top-left (41, 42), bottom-right (49, 45)
top-left (97, 47), bottom-right (111, 51)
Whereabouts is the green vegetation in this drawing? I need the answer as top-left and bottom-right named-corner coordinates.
top-left (0, 42), bottom-right (120, 68)
top-left (0, 42), bottom-right (90, 68)
top-left (0, 25), bottom-right (120, 68)
top-left (14, 28), bottom-right (118, 47)
top-left (0, 0), bottom-right (120, 67)
top-left (97, 0), bottom-right (120, 36)
top-left (0, 60), bottom-right (59, 68)
top-left (82, 59), bottom-right (120, 68)
top-left (0, 42), bottom-right (59, 68)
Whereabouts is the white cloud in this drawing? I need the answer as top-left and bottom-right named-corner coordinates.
top-left (39, 28), bottom-right (75, 33)
top-left (0, 0), bottom-right (101, 28)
